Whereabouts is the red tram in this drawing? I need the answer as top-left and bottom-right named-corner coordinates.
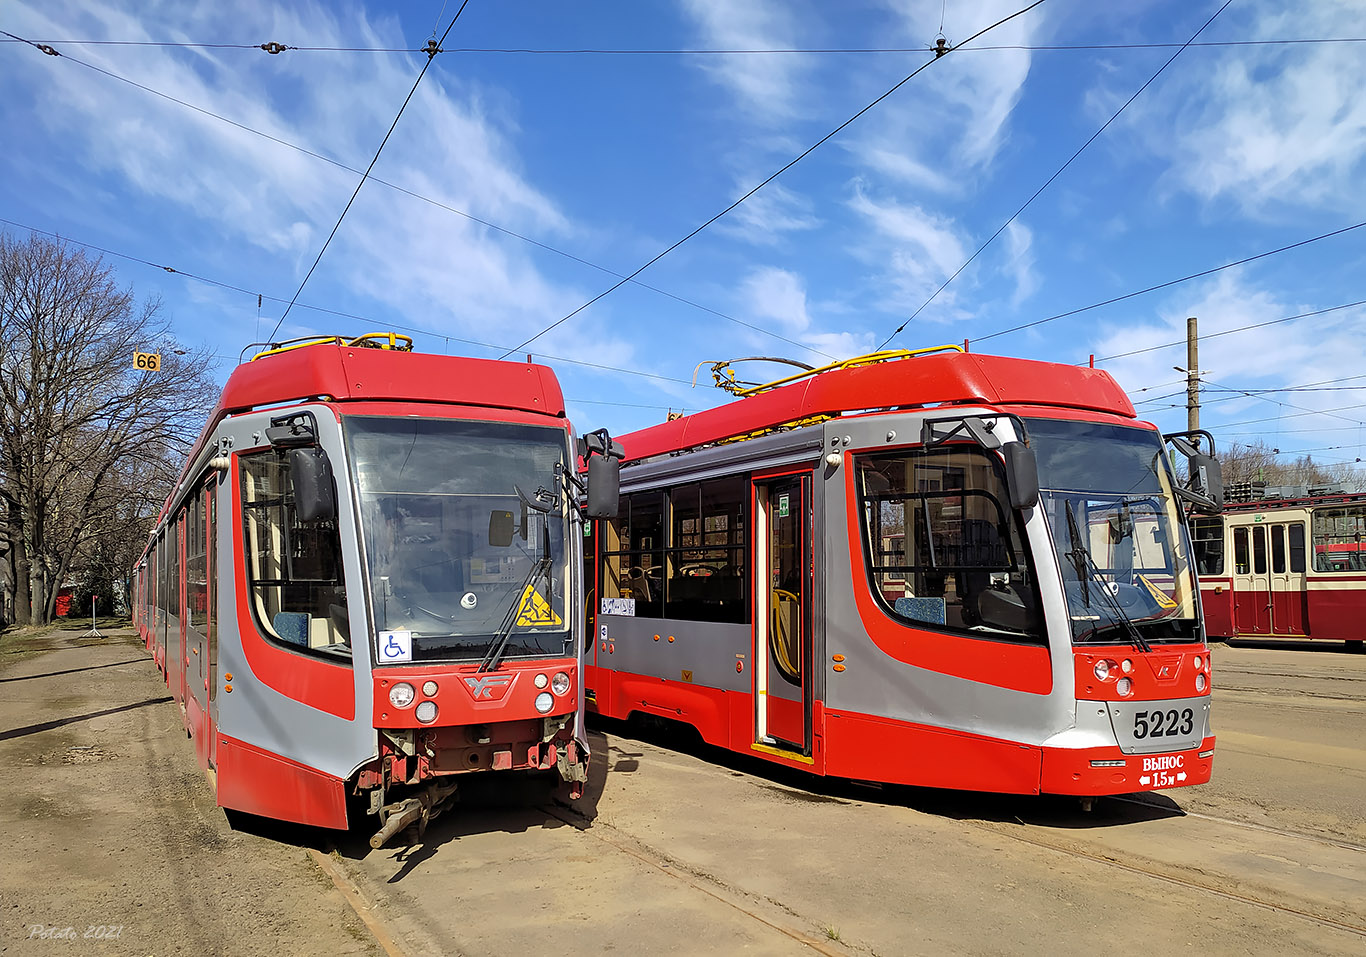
top-left (133, 334), bottom-right (619, 845)
top-left (1193, 489), bottom-right (1366, 651)
top-left (585, 348), bottom-right (1222, 799)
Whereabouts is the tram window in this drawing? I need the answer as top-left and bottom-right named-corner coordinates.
top-left (665, 479), bottom-right (748, 623)
top-left (854, 445), bottom-right (1042, 642)
top-left (1311, 504), bottom-right (1366, 573)
top-left (240, 449), bottom-right (350, 659)
top-left (1270, 525), bottom-right (1286, 574)
top-left (1252, 526), bottom-right (1267, 575)
top-left (1191, 517), bottom-right (1224, 576)
top-left (1288, 523), bottom-right (1306, 573)
top-left (601, 491), bottom-right (664, 617)
top-left (1233, 527), bottom-right (1249, 575)
top-left (168, 518), bottom-right (181, 621)
top-left (186, 490), bottom-right (208, 633)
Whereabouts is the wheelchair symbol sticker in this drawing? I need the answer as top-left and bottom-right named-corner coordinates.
top-left (379, 630), bottom-right (412, 663)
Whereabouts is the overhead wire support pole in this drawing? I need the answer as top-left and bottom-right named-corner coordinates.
top-left (877, 0), bottom-right (1235, 352)
top-left (268, 1), bottom-right (471, 340)
top-left (496, 0), bottom-right (1050, 360)
top-left (1186, 316), bottom-right (1200, 444)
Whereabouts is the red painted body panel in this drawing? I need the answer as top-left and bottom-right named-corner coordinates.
top-left (618, 353), bottom-right (1134, 461)
top-left (1307, 586), bottom-right (1366, 640)
top-left (1073, 645), bottom-right (1209, 701)
top-left (842, 463), bottom-right (1053, 695)
top-left (1198, 582), bottom-right (1235, 638)
top-left (373, 661), bottom-right (577, 726)
top-left (1039, 736), bottom-right (1215, 795)
top-left (824, 709), bottom-right (1043, 793)
top-left (216, 734), bottom-right (349, 830)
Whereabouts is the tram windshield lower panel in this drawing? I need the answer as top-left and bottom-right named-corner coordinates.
top-left (345, 416), bottom-right (572, 663)
top-left (1027, 418), bottom-right (1200, 646)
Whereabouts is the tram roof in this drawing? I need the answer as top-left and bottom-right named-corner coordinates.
top-left (218, 341), bottom-right (565, 418)
top-left (618, 351), bottom-right (1134, 462)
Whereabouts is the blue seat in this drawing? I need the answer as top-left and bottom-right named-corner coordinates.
top-left (894, 596), bottom-right (946, 625)
top-left (272, 611), bottom-right (310, 647)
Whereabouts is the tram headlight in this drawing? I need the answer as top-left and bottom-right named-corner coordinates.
top-left (1195, 673), bottom-right (1207, 693)
top-left (1121, 659), bottom-right (1133, 674)
top-left (534, 673), bottom-right (549, 689)
top-left (1116, 677), bottom-right (1133, 697)
top-left (1093, 660), bottom-right (1112, 681)
top-left (422, 680), bottom-right (438, 697)
top-left (534, 692), bottom-right (555, 714)
top-left (415, 701), bottom-right (438, 724)
top-left (1193, 656), bottom-right (1203, 671)
top-left (551, 671), bottom-right (571, 696)
top-left (389, 682), bottom-right (415, 709)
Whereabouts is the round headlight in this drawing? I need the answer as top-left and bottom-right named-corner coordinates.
top-left (534, 692), bottom-right (554, 714)
top-left (534, 673), bottom-right (549, 689)
top-left (389, 682), bottom-right (415, 708)
top-left (551, 671), bottom-right (571, 695)
top-left (1116, 677), bottom-right (1132, 697)
top-left (422, 680), bottom-right (438, 696)
top-left (1193, 656), bottom-right (1203, 671)
top-left (1195, 673), bottom-right (1207, 693)
top-left (1121, 659), bottom-right (1133, 674)
top-left (415, 700), bottom-right (438, 724)
top-left (1093, 660), bottom-right (1111, 681)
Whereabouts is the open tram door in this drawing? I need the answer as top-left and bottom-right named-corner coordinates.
top-left (752, 473), bottom-right (813, 756)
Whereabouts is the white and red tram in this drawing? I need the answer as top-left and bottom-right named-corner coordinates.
top-left (133, 334), bottom-right (619, 844)
top-left (1193, 490), bottom-right (1366, 652)
top-left (584, 348), bottom-right (1221, 798)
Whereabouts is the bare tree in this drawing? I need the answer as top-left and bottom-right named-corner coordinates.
top-left (1213, 437), bottom-right (1366, 493)
top-left (0, 232), bottom-right (219, 625)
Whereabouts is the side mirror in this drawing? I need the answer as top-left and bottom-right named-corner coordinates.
top-left (488, 510), bottom-right (515, 548)
top-left (289, 447), bottom-right (336, 522)
top-left (586, 455), bottom-right (620, 519)
top-left (1003, 442), bottom-right (1039, 510)
top-left (1190, 452), bottom-right (1224, 509)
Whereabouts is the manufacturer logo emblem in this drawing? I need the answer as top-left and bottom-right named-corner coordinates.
top-left (463, 674), bottom-right (515, 700)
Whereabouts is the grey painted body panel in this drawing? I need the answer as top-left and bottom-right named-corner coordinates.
top-left (211, 405), bottom-right (378, 781)
top-left (599, 615), bottom-right (750, 693)
top-left (1106, 696), bottom-right (1211, 754)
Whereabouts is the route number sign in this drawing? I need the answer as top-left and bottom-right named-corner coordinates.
top-left (133, 351), bottom-right (162, 371)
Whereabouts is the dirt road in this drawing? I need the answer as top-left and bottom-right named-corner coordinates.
top-left (0, 629), bottom-right (379, 957)
top-left (3, 631), bottom-right (1363, 956)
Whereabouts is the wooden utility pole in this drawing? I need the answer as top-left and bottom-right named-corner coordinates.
top-left (1185, 316), bottom-right (1200, 446)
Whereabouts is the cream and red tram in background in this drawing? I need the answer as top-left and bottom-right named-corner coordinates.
top-left (584, 348), bottom-right (1221, 798)
top-left (132, 334), bottom-right (619, 845)
top-left (1193, 488), bottom-right (1366, 652)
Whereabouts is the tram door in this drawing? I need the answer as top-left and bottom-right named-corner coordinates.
top-left (753, 476), bottom-right (810, 752)
top-left (1268, 522), bottom-right (1307, 635)
top-left (1231, 523), bottom-right (1271, 635)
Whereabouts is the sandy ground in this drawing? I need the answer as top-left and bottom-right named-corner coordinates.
top-left (0, 628), bottom-right (379, 957)
top-left (2, 629), bottom-right (1363, 956)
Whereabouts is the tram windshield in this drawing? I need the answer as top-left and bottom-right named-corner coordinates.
top-left (345, 416), bottom-right (571, 663)
top-left (1027, 418), bottom-right (1200, 645)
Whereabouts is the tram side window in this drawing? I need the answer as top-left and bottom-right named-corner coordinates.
top-left (666, 479), bottom-right (748, 623)
top-left (1288, 523), bottom-right (1306, 574)
top-left (168, 519), bottom-right (180, 621)
top-left (854, 445), bottom-right (1042, 642)
top-left (1191, 517), bottom-right (1224, 576)
top-left (1311, 504), bottom-right (1366, 573)
top-left (1252, 526), bottom-right (1267, 575)
top-left (1233, 527), bottom-right (1250, 575)
top-left (240, 450), bottom-right (351, 659)
top-left (186, 490), bottom-right (208, 633)
top-left (601, 492), bottom-right (664, 618)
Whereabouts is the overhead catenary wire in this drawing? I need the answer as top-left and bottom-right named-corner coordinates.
top-left (877, 0), bottom-right (1234, 351)
top-left (0, 216), bottom-right (693, 387)
top-left (0, 31), bottom-right (829, 360)
top-left (497, 0), bottom-right (1050, 359)
top-left (268, 1), bottom-right (472, 339)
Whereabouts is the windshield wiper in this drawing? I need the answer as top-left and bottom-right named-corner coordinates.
top-left (1064, 500), bottom-right (1152, 653)
top-left (477, 503), bottom-right (555, 674)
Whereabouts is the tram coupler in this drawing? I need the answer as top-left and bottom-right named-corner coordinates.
top-left (369, 781), bottom-right (458, 849)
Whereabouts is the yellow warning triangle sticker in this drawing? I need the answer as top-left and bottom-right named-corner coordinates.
top-left (516, 584), bottom-right (563, 626)
top-left (1137, 574), bottom-right (1178, 610)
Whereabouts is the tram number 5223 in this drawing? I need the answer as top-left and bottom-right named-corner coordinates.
top-left (1134, 708), bottom-right (1195, 739)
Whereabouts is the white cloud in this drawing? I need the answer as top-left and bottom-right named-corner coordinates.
top-left (678, 0), bottom-right (809, 120)
top-left (848, 185), bottom-right (970, 314)
top-left (741, 267), bottom-right (811, 331)
top-left (1135, 0), bottom-right (1366, 215)
top-left (1003, 221), bottom-right (1038, 306)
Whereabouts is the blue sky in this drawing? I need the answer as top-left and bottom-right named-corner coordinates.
top-left (3, 0), bottom-right (1365, 475)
